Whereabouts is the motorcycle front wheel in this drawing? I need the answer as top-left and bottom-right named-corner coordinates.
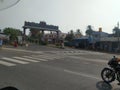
top-left (101, 68), bottom-right (115, 83)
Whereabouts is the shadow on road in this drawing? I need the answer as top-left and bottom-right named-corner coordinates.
top-left (96, 81), bottom-right (112, 90)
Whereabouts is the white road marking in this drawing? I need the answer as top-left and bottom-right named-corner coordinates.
top-left (70, 56), bottom-right (107, 63)
top-left (0, 60), bottom-right (16, 66)
top-left (13, 57), bottom-right (39, 62)
top-left (64, 69), bottom-right (101, 80)
top-left (32, 55), bottom-right (59, 60)
top-left (2, 57), bottom-right (29, 64)
top-left (3, 48), bottom-right (43, 54)
top-left (23, 56), bottom-right (48, 61)
top-left (46, 50), bottom-right (105, 55)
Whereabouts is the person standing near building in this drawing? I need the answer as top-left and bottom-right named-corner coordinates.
top-left (61, 40), bottom-right (64, 49)
top-left (0, 38), bottom-right (3, 49)
top-left (14, 40), bottom-right (18, 47)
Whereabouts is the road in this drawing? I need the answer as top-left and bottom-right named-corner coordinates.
top-left (0, 44), bottom-right (120, 90)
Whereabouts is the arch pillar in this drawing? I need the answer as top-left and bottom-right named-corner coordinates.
top-left (23, 27), bottom-right (26, 41)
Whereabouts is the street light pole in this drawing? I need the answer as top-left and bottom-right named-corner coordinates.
top-left (117, 22), bottom-right (120, 52)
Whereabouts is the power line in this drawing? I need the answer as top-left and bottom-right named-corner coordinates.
top-left (0, 0), bottom-right (20, 11)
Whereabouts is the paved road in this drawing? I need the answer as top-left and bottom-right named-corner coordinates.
top-left (0, 45), bottom-right (120, 90)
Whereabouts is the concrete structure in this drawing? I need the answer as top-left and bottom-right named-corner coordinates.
top-left (92, 28), bottom-right (109, 42)
top-left (99, 37), bottom-right (120, 52)
top-left (22, 21), bottom-right (61, 41)
top-left (44, 32), bottom-right (66, 43)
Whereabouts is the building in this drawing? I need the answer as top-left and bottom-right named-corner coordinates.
top-left (99, 37), bottom-right (120, 52)
top-left (44, 32), bottom-right (67, 43)
top-left (92, 28), bottom-right (109, 42)
top-left (0, 33), bottom-right (9, 39)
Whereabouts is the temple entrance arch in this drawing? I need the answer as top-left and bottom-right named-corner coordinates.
top-left (22, 21), bottom-right (61, 43)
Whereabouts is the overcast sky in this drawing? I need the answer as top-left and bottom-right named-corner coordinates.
top-left (0, 0), bottom-right (120, 35)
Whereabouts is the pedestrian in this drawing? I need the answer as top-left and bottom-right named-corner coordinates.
top-left (14, 40), bottom-right (18, 47)
top-left (25, 41), bottom-right (29, 47)
top-left (61, 40), bottom-right (64, 49)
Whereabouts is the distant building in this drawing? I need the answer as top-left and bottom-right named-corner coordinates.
top-left (44, 32), bottom-right (67, 43)
top-left (0, 33), bottom-right (9, 45)
top-left (92, 30), bottom-right (109, 42)
top-left (90, 28), bottom-right (120, 52)
top-left (75, 28), bottom-right (110, 50)
top-left (0, 33), bottom-right (9, 39)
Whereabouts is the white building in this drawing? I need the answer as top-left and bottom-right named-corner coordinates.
top-left (0, 33), bottom-right (9, 40)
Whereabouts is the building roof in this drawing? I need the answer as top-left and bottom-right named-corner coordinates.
top-left (92, 31), bottom-right (108, 35)
top-left (0, 33), bottom-right (8, 38)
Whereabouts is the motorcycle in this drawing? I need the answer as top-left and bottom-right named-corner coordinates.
top-left (101, 56), bottom-right (120, 83)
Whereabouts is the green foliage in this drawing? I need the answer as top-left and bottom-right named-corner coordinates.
top-left (65, 30), bottom-right (75, 41)
top-left (76, 29), bottom-right (83, 36)
top-left (76, 29), bottom-right (81, 34)
top-left (3, 27), bottom-right (22, 41)
top-left (85, 25), bottom-right (93, 36)
top-left (30, 29), bottom-right (43, 39)
top-left (113, 27), bottom-right (120, 37)
top-left (39, 41), bottom-right (48, 45)
top-left (55, 43), bottom-right (60, 46)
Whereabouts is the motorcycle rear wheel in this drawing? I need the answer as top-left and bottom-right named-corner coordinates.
top-left (101, 68), bottom-right (115, 83)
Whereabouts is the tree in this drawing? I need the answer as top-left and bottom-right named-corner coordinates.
top-left (113, 27), bottom-right (120, 37)
top-left (3, 27), bottom-right (22, 41)
top-left (85, 25), bottom-right (93, 36)
top-left (75, 29), bottom-right (83, 38)
top-left (65, 30), bottom-right (75, 41)
top-left (76, 29), bottom-right (81, 33)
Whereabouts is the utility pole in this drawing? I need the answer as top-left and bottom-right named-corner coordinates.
top-left (117, 22), bottom-right (120, 52)
top-left (118, 22), bottom-right (119, 28)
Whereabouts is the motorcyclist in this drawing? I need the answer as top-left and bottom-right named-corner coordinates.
top-left (110, 56), bottom-right (120, 62)
top-left (117, 58), bottom-right (120, 62)
top-left (112, 56), bottom-right (120, 85)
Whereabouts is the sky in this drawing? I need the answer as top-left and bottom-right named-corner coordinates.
top-left (0, 0), bottom-right (120, 35)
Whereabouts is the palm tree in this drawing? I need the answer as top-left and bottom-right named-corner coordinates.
top-left (70, 30), bottom-right (74, 34)
top-left (113, 26), bottom-right (120, 51)
top-left (76, 29), bottom-right (81, 34)
top-left (65, 30), bottom-right (75, 41)
top-left (75, 29), bottom-right (82, 38)
top-left (113, 27), bottom-right (120, 37)
top-left (85, 25), bottom-right (93, 36)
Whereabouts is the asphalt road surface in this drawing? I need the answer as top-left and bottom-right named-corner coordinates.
top-left (0, 44), bottom-right (120, 90)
